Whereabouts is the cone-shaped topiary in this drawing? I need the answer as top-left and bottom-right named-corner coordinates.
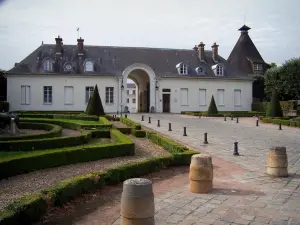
top-left (207, 95), bottom-right (218, 115)
top-left (266, 90), bottom-right (283, 117)
top-left (85, 84), bottom-right (105, 116)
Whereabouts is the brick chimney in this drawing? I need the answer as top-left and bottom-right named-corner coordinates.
top-left (198, 42), bottom-right (205, 61)
top-left (77, 37), bottom-right (84, 55)
top-left (211, 42), bottom-right (219, 62)
top-left (55, 35), bottom-right (63, 54)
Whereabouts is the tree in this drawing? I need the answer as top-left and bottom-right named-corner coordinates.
top-left (85, 84), bottom-right (105, 116)
top-left (207, 95), bottom-right (218, 115)
top-left (265, 58), bottom-right (300, 100)
top-left (269, 62), bottom-right (277, 68)
top-left (266, 90), bottom-right (283, 117)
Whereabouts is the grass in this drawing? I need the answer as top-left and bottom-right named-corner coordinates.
top-left (0, 137), bottom-right (114, 162)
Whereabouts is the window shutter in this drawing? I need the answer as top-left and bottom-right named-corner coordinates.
top-left (199, 89), bottom-right (206, 105)
top-left (180, 88), bottom-right (188, 105)
top-left (64, 86), bottom-right (73, 105)
top-left (217, 89), bottom-right (225, 105)
top-left (234, 90), bottom-right (241, 106)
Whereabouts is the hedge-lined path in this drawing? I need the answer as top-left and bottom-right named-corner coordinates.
top-left (0, 136), bottom-right (170, 210)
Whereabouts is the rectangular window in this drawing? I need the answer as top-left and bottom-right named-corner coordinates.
top-left (64, 86), bottom-right (74, 105)
top-left (234, 89), bottom-right (241, 106)
top-left (127, 98), bottom-right (129, 103)
top-left (85, 86), bottom-right (94, 103)
top-left (132, 98), bottom-right (136, 103)
top-left (43, 86), bottom-right (52, 104)
top-left (162, 88), bottom-right (171, 92)
top-left (133, 90), bottom-right (136, 95)
top-left (21, 85), bottom-right (30, 105)
top-left (105, 87), bottom-right (114, 104)
top-left (254, 64), bottom-right (263, 70)
top-left (199, 89), bottom-right (206, 106)
top-left (217, 89), bottom-right (225, 106)
top-left (180, 88), bottom-right (188, 105)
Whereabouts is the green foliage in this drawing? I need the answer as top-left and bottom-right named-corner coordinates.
top-left (182, 111), bottom-right (265, 117)
top-left (0, 101), bottom-right (9, 112)
top-left (20, 117), bottom-right (109, 129)
top-left (0, 193), bottom-right (47, 225)
top-left (85, 85), bottom-right (105, 116)
top-left (260, 117), bottom-right (300, 128)
top-left (265, 58), bottom-right (300, 100)
top-left (120, 116), bottom-right (141, 130)
top-left (42, 173), bottom-right (105, 206)
top-left (266, 90), bottom-right (283, 117)
top-left (131, 129), bottom-right (146, 138)
top-left (0, 130), bottom-right (92, 151)
top-left (0, 123), bottom-right (62, 141)
top-left (207, 95), bottom-right (218, 115)
top-left (0, 129), bottom-right (134, 179)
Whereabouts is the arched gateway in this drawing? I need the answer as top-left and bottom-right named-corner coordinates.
top-left (119, 63), bottom-right (159, 113)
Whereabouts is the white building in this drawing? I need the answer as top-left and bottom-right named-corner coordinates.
top-left (125, 83), bottom-right (137, 113)
top-left (6, 30), bottom-right (255, 113)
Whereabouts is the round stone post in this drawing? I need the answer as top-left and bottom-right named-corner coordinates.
top-left (183, 127), bottom-right (187, 136)
top-left (267, 147), bottom-right (288, 177)
top-left (121, 178), bottom-right (155, 225)
top-left (148, 117), bottom-right (151, 124)
top-left (125, 114), bottom-right (128, 118)
top-left (141, 115), bottom-right (144, 121)
top-left (224, 115), bottom-right (226, 121)
top-left (236, 117), bottom-right (239, 123)
top-left (10, 118), bottom-right (16, 134)
top-left (168, 123), bottom-right (172, 131)
top-left (157, 119), bottom-right (160, 127)
top-left (203, 132), bottom-right (208, 144)
top-left (189, 154), bottom-right (213, 193)
top-left (256, 118), bottom-right (259, 127)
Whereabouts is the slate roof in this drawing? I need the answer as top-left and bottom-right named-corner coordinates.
top-left (6, 40), bottom-right (252, 80)
top-left (227, 25), bottom-right (268, 74)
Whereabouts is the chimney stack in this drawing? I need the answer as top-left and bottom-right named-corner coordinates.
top-left (211, 42), bottom-right (219, 62)
top-left (55, 35), bottom-right (63, 54)
top-left (77, 37), bottom-right (84, 55)
top-left (198, 42), bottom-right (205, 61)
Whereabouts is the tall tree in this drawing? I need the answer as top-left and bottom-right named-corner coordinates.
top-left (85, 85), bottom-right (105, 116)
top-left (265, 58), bottom-right (300, 100)
top-left (207, 95), bottom-right (218, 115)
top-left (266, 90), bottom-right (283, 117)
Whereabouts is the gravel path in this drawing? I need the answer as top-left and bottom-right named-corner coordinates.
top-left (0, 136), bottom-right (170, 210)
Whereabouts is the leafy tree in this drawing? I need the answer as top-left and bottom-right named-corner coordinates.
top-left (85, 84), bottom-right (105, 116)
top-left (265, 58), bottom-right (300, 100)
top-left (207, 95), bottom-right (218, 115)
top-left (269, 62), bottom-right (277, 68)
top-left (266, 90), bottom-right (283, 117)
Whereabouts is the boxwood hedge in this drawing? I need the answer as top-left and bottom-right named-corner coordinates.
top-left (0, 122), bottom-right (62, 141)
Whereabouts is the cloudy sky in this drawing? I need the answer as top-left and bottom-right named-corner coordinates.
top-left (0, 0), bottom-right (299, 70)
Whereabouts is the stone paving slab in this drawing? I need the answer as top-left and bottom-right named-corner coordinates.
top-left (109, 114), bottom-right (300, 225)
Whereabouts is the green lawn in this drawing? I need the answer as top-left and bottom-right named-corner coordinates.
top-left (21, 118), bottom-right (103, 125)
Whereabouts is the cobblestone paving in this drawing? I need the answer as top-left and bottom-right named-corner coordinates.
top-left (112, 114), bottom-right (300, 225)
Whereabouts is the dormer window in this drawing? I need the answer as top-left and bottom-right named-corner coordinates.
top-left (43, 59), bottom-right (53, 72)
top-left (64, 62), bottom-right (73, 72)
top-left (195, 66), bottom-right (205, 75)
top-left (212, 64), bottom-right (224, 76)
top-left (176, 62), bottom-right (188, 75)
top-left (254, 63), bottom-right (263, 71)
top-left (84, 60), bottom-right (94, 72)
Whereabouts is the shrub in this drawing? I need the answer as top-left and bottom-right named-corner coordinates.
top-left (132, 129), bottom-right (146, 138)
top-left (0, 129), bottom-right (134, 179)
top-left (0, 130), bottom-right (91, 151)
top-left (85, 85), bottom-right (105, 116)
top-left (0, 101), bottom-right (9, 112)
top-left (207, 95), bottom-right (218, 115)
top-left (120, 116), bottom-right (141, 130)
top-left (0, 193), bottom-right (47, 225)
top-left (53, 114), bottom-right (99, 121)
top-left (99, 117), bottom-right (112, 127)
top-left (0, 122), bottom-right (62, 141)
top-left (266, 90), bottom-right (283, 117)
top-left (42, 173), bottom-right (105, 206)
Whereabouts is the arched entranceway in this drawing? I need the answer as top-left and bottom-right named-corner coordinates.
top-left (119, 63), bottom-right (157, 113)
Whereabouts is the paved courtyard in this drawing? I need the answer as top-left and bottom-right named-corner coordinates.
top-left (112, 113), bottom-right (300, 225)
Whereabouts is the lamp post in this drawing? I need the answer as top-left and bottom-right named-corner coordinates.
top-left (155, 80), bottom-right (159, 113)
top-left (121, 78), bottom-right (124, 116)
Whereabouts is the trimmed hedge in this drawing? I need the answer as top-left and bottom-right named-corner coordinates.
top-left (0, 122), bottom-right (62, 141)
top-left (0, 130), bottom-right (91, 151)
top-left (0, 101), bottom-right (9, 112)
top-left (15, 111), bottom-right (83, 114)
top-left (260, 117), bottom-right (300, 128)
top-left (120, 116), bottom-right (141, 130)
top-left (252, 100), bottom-right (297, 113)
top-left (131, 129), bottom-right (146, 138)
top-left (19, 117), bottom-right (110, 130)
top-left (41, 173), bottom-right (106, 206)
top-left (0, 193), bottom-right (47, 225)
top-left (0, 129), bottom-right (134, 179)
top-left (182, 111), bottom-right (265, 117)
top-left (99, 117), bottom-right (112, 128)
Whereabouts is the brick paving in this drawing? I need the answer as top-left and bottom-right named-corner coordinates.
top-left (110, 114), bottom-right (300, 225)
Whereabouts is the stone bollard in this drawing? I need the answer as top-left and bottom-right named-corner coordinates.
top-left (141, 115), bottom-right (144, 121)
top-left (121, 178), bottom-right (155, 225)
top-left (233, 142), bottom-right (239, 156)
top-left (189, 154), bottom-right (213, 193)
top-left (157, 119), bottom-right (160, 127)
top-left (279, 123), bottom-right (282, 130)
top-left (224, 115), bottom-right (226, 121)
top-left (148, 117), bottom-right (151, 124)
top-left (256, 118), bottom-right (259, 127)
top-left (203, 132), bottom-right (208, 144)
top-left (10, 118), bottom-right (16, 134)
top-left (125, 114), bottom-right (128, 118)
top-left (183, 127), bottom-right (187, 136)
top-left (236, 117), bottom-right (239, 123)
top-left (168, 123), bottom-right (172, 131)
top-left (267, 147), bottom-right (288, 177)
top-left (231, 115), bottom-right (233, 120)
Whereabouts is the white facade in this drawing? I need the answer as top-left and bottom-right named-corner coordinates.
top-left (126, 83), bottom-right (137, 113)
top-left (7, 69), bottom-right (253, 113)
